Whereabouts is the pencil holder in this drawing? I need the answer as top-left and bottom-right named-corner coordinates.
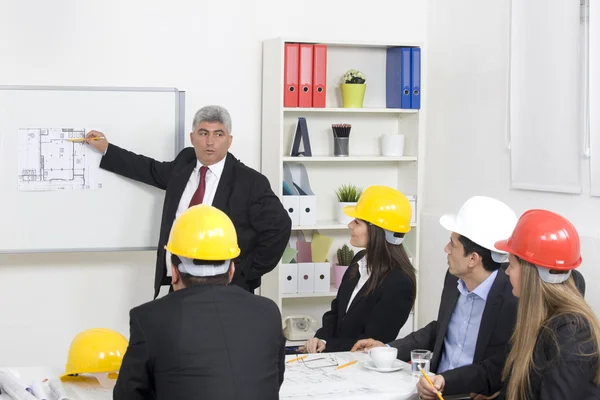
top-left (334, 137), bottom-right (349, 157)
top-left (332, 124), bottom-right (351, 157)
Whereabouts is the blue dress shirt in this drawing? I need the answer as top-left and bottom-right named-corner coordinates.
top-left (437, 269), bottom-right (498, 373)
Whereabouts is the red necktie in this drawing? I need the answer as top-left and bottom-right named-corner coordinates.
top-left (188, 166), bottom-right (208, 207)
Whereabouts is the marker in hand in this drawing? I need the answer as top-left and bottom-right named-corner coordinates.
top-left (67, 137), bottom-right (105, 142)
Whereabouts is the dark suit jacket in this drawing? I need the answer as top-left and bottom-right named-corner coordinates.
top-left (496, 313), bottom-right (600, 400)
top-left (100, 144), bottom-right (291, 298)
top-left (388, 267), bottom-right (518, 395)
top-left (572, 269), bottom-right (586, 297)
top-left (113, 284), bottom-right (286, 400)
top-left (315, 250), bottom-right (416, 352)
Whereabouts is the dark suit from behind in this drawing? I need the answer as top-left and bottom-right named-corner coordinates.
top-left (315, 250), bottom-right (416, 352)
top-left (113, 284), bottom-right (286, 400)
top-left (99, 144), bottom-right (291, 297)
top-left (388, 267), bottom-right (518, 396)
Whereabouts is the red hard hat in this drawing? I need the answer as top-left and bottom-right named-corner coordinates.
top-left (494, 209), bottom-right (582, 271)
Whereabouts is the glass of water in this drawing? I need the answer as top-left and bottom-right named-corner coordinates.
top-left (410, 349), bottom-right (432, 377)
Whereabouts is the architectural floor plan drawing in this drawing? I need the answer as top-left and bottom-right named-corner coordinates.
top-left (280, 359), bottom-right (382, 398)
top-left (17, 128), bottom-right (103, 191)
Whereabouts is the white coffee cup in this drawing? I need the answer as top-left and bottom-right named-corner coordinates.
top-left (368, 346), bottom-right (398, 369)
top-left (381, 134), bottom-right (405, 157)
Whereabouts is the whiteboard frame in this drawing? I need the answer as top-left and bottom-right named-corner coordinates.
top-left (0, 85), bottom-right (186, 254)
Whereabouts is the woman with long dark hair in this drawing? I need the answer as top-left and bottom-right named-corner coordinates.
top-left (301, 186), bottom-right (416, 353)
top-left (494, 210), bottom-right (600, 399)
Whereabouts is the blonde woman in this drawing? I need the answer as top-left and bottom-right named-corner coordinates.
top-left (493, 209), bottom-right (600, 399)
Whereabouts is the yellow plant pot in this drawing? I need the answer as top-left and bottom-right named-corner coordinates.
top-left (340, 83), bottom-right (366, 108)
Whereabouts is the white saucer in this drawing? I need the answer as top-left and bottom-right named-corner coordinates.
top-left (360, 359), bottom-right (404, 372)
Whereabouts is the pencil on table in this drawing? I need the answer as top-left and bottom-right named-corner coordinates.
top-left (286, 355), bottom-right (307, 363)
top-left (335, 359), bottom-right (357, 370)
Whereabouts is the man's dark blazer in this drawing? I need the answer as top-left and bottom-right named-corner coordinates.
top-left (315, 250), bottom-right (416, 352)
top-left (113, 284), bottom-right (286, 400)
top-left (388, 267), bottom-right (518, 395)
top-left (99, 144), bottom-right (291, 298)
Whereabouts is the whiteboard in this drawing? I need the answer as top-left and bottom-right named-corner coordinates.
top-left (0, 86), bottom-right (185, 253)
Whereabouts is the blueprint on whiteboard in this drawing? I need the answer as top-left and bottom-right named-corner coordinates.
top-left (17, 128), bottom-right (103, 191)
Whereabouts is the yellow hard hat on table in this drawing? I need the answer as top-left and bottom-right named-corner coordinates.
top-left (60, 328), bottom-right (127, 379)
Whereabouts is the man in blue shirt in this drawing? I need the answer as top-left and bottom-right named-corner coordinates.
top-left (351, 196), bottom-right (519, 399)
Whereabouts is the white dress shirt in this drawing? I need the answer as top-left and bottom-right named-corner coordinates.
top-left (347, 255), bottom-right (370, 312)
top-left (175, 157), bottom-right (226, 218)
top-left (320, 255), bottom-right (370, 344)
top-left (166, 156), bottom-right (226, 276)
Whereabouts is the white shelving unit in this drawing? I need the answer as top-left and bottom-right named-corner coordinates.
top-left (291, 221), bottom-right (417, 231)
top-left (284, 107), bottom-right (418, 114)
top-left (260, 37), bottom-right (426, 337)
top-left (281, 286), bottom-right (338, 299)
top-left (281, 156), bottom-right (417, 162)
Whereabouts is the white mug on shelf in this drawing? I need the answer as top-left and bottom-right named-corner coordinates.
top-left (381, 134), bottom-right (405, 157)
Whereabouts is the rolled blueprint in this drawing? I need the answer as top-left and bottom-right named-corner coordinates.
top-left (30, 381), bottom-right (48, 400)
top-left (47, 378), bottom-right (69, 400)
top-left (0, 371), bottom-right (38, 400)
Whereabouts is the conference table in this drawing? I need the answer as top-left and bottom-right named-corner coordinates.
top-left (0, 352), bottom-right (419, 400)
top-left (281, 351), bottom-right (419, 400)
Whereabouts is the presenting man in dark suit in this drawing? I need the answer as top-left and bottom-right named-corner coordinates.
top-left (85, 105), bottom-right (291, 297)
top-left (351, 196), bottom-right (520, 399)
top-left (113, 204), bottom-right (286, 400)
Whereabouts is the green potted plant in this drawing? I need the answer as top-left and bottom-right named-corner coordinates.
top-left (335, 183), bottom-right (362, 224)
top-left (333, 244), bottom-right (355, 289)
top-left (340, 69), bottom-right (367, 108)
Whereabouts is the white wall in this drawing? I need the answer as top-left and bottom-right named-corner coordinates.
top-left (0, 0), bottom-right (427, 366)
top-left (419, 0), bottom-right (600, 326)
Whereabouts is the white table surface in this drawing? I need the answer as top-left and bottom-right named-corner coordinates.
top-left (281, 351), bottom-right (419, 400)
top-left (0, 367), bottom-right (111, 400)
top-left (1, 352), bottom-right (419, 400)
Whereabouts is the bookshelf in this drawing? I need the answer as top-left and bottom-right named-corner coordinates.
top-left (284, 107), bottom-right (418, 114)
top-left (260, 37), bottom-right (426, 337)
top-left (281, 156), bottom-right (417, 162)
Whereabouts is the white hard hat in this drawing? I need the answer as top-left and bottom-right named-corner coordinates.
top-left (439, 196), bottom-right (518, 262)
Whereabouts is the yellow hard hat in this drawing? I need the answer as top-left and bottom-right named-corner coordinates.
top-left (343, 186), bottom-right (412, 233)
top-left (165, 204), bottom-right (241, 260)
top-left (60, 328), bottom-right (128, 379)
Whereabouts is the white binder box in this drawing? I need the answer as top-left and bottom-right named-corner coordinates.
top-left (298, 195), bottom-right (317, 226)
top-left (280, 263), bottom-right (298, 294)
top-left (282, 195), bottom-right (300, 226)
top-left (313, 262), bottom-right (331, 292)
top-left (297, 263), bottom-right (315, 292)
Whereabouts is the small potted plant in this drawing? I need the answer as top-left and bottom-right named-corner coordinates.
top-left (333, 244), bottom-right (355, 289)
top-left (335, 183), bottom-right (362, 224)
top-left (340, 69), bottom-right (367, 108)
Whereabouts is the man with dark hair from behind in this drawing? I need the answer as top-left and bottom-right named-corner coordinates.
top-left (113, 204), bottom-right (285, 400)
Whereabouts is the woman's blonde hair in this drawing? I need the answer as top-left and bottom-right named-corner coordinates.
top-left (502, 258), bottom-right (600, 399)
